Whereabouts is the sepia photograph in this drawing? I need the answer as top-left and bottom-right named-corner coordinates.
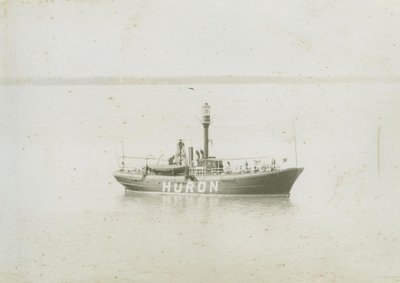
top-left (1, 1), bottom-right (400, 282)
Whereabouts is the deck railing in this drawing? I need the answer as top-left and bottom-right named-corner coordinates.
top-left (118, 155), bottom-right (286, 175)
top-left (189, 161), bottom-right (281, 176)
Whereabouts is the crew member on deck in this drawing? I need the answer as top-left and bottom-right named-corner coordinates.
top-left (173, 139), bottom-right (187, 165)
top-left (271, 158), bottom-right (276, 171)
top-left (225, 161), bottom-right (231, 173)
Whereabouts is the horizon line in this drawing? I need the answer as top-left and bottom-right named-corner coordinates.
top-left (1, 75), bottom-right (400, 85)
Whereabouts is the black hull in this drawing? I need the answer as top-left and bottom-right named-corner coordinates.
top-left (114, 168), bottom-right (303, 196)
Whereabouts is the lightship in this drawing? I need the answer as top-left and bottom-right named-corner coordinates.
top-left (114, 103), bottom-right (303, 196)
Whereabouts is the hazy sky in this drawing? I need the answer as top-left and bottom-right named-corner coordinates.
top-left (1, 0), bottom-right (400, 78)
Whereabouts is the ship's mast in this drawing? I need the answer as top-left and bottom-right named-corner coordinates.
top-left (202, 103), bottom-right (211, 159)
top-left (121, 138), bottom-right (125, 171)
top-left (293, 121), bottom-right (298, 167)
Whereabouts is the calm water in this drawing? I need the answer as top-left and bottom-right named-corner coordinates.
top-left (1, 85), bottom-right (400, 282)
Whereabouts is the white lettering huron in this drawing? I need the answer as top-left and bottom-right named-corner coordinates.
top-left (174, 183), bottom-right (183, 193)
top-left (185, 181), bottom-right (194, 193)
top-left (209, 181), bottom-right (219, 192)
top-left (162, 181), bottom-right (219, 194)
top-left (162, 181), bottom-right (171, 192)
top-left (197, 181), bottom-right (206, 193)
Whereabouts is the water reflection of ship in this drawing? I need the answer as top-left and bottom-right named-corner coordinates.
top-left (114, 103), bottom-right (303, 196)
top-left (123, 190), bottom-right (293, 211)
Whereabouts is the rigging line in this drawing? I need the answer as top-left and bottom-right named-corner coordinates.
top-left (118, 156), bottom-right (158, 159)
top-left (203, 156), bottom-right (275, 161)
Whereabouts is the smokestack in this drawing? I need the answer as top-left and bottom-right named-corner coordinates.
top-left (188, 146), bottom-right (194, 167)
top-left (202, 103), bottom-right (211, 159)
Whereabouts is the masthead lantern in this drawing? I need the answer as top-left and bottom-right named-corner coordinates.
top-left (202, 103), bottom-right (211, 124)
